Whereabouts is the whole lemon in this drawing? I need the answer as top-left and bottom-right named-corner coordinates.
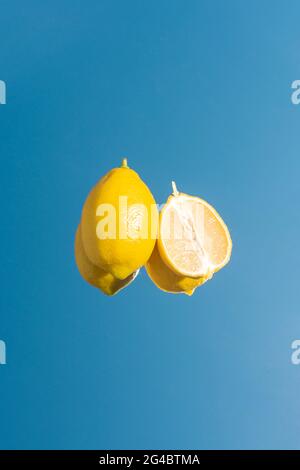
top-left (75, 225), bottom-right (138, 296)
top-left (81, 159), bottom-right (158, 280)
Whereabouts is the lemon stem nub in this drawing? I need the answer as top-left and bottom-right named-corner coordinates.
top-left (121, 158), bottom-right (128, 168)
top-left (172, 181), bottom-right (179, 197)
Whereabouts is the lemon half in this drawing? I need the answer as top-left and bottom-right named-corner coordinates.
top-left (158, 182), bottom-right (232, 279)
top-left (146, 182), bottom-right (232, 295)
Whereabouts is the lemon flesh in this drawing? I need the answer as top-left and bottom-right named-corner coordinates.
top-left (75, 225), bottom-right (138, 296)
top-left (158, 192), bottom-right (232, 279)
top-left (146, 243), bottom-right (207, 296)
top-left (81, 160), bottom-right (158, 280)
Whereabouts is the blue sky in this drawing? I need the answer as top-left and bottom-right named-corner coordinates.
top-left (0, 0), bottom-right (300, 449)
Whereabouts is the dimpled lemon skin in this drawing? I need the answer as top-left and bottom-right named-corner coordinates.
top-left (75, 226), bottom-right (138, 296)
top-left (81, 162), bottom-right (158, 280)
top-left (146, 243), bottom-right (207, 296)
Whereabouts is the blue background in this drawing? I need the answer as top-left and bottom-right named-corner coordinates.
top-left (0, 0), bottom-right (300, 449)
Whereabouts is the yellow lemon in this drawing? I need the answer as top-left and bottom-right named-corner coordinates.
top-left (146, 182), bottom-right (232, 295)
top-left (81, 159), bottom-right (158, 280)
top-left (75, 225), bottom-right (139, 296)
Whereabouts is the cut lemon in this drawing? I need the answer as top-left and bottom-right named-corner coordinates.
top-left (157, 182), bottom-right (232, 279)
top-left (146, 243), bottom-right (207, 296)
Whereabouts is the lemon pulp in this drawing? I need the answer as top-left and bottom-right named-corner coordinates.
top-left (158, 182), bottom-right (232, 279)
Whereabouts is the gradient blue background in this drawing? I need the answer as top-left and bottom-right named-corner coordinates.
top-left (0, 0), bottom-right (300, 449)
